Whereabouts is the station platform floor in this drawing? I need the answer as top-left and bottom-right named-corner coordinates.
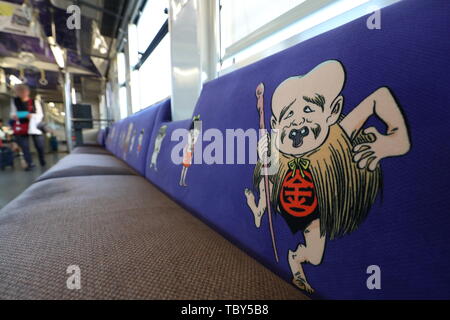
top-left (0, 152), bottom-right (65, 209)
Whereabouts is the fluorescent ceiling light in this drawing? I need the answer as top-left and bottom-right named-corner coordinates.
top-left (47, 36), bottom-right (56, 46)
top-left (9, 75), bottom-right (22, 85)
top-left (50, 45), bottom-right (65, 69)
top-left (71, 88), bottom-right (77, 104)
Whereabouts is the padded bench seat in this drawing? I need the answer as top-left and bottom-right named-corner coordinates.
top-left (37, 153), bottom-right (137, 182)
top-left (71, 146), bottom-right (112, 155)
top-left (3, 0), bottom-right (448, 300)
top-left (0, 175), bottom-right (307, 300)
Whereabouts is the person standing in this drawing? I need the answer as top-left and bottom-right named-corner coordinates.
top-left (0, 119), bottom-right (5, 146)
top-left (10, 84), bottom-right (46, 171)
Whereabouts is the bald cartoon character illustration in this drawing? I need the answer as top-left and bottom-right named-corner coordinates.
top-left (244, 60), bottom-right (410, 293)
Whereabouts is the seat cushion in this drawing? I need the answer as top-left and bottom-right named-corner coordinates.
top-left (36, 154), bottom-right (137, 182)
top-left (0, 175), bottom-right (308, 300)
top-left (71, 146), bottom-right (112, 155)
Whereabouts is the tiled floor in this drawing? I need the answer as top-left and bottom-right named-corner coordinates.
top-left (0, 152), bottom-right (65, 209)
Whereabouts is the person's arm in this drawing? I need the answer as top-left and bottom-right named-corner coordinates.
top-left (32, 99), bottom-right (44, 123)
top-left (10, 99), bottom-right (17, 120)
top-left (340, 87), bottom-right (411, 171)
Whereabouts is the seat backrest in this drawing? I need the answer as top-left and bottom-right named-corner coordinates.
top-left (105, 118), bottom-right (127, 156)
top-left (143, 99), bottom-right (173, 178)
top-left (105, 122), bottom-right (117, 152)
top-left (142, 0), bottom-right (450, 299)
top-left (117, 100), bottom-right (169, 175)
top-left (96, 128), bottom-right (108, 146)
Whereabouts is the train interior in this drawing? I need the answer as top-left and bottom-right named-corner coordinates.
top-left (0, 0), bottom-right (449, 302)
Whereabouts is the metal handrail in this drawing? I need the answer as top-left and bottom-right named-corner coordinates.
top-left (71, 118), bottom-right (114, 122)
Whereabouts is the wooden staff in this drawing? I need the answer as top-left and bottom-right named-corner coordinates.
top-left (256, 83), bottom-right (279, 263)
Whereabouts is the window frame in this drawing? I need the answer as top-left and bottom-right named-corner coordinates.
top-left (218, 0), bottom-right (401, 75)
top-left (126, 1), bottom-right (171, 112)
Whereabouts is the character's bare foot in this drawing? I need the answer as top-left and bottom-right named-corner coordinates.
top-left (292, 275), bottom-right (314, 294)
top-left (244, 188), bottom-right (262, 228)
top-left (288, 249), bottom-right (314, 294)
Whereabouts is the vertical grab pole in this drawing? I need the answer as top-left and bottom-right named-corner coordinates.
top-left (63, 70), bottom-right (73, 152)
top-left (256, 83), bottom-right (279, 263)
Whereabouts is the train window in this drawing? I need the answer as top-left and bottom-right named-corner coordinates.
top-left (117, 52), bottom-right (128, 119)
top-left (127, 24), bottom-right (141, 113)
top-left (117, 52), bottom-right (127, 85)
top-left (137, 36), bottom-right (171, 111)
top-left (119, 86), bottom-right (128, 120)
top-left (219, 0), bottom-right (396, 71)
top-left (129, 0), bottom-right (171, 112)
top-left (136, 0), bottom-right (169, 53)
top-left (220, 0), bottom-right (306, 50)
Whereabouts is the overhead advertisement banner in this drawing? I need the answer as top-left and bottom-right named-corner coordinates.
top-left (0, 0), bottom-right (39, 37)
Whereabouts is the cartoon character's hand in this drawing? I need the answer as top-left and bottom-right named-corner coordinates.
top-left (352, 126), bottom-right (410, 171)
top-left (258, 132), bottom-right (270, 161)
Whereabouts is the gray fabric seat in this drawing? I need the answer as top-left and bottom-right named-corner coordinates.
top-left (37, 153), bottom-right (137, 182)
top-left (0, 175), bottom-right (307, 300)
top-left (71, 146), bottom-right (112, 155)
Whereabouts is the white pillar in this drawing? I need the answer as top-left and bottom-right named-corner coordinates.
top-left (169, 0), bottom-right (219, 121)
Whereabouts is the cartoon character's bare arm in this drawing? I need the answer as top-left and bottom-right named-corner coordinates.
top-left (340, 87), bottom-right (411, 171)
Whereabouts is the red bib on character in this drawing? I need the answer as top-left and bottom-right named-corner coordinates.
top-left (279, 167), bottom-right (318, 218)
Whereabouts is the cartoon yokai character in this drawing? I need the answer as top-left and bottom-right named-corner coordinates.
top-left (244, 60), bottom-right (410, 293)
top-left (129, 129), bottom-right (137, 153)
top-left (108, 126), bottom-right (116, 145)
top-left (123, 123), bottom-right (134, 158)
top-left (137, 129), bottom-right (145, 154)
top-left (150, 125), bottom-right (168, 171)
top-left (179, 116), bottom-right (201, 187)
top-left (118, 130), bottom-right (125, 151)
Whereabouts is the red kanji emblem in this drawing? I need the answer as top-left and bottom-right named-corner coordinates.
top-left (279, 169), bottom-right (318, 217)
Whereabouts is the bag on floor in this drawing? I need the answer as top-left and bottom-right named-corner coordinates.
top-left (0, 147), bottom-right (14, 170)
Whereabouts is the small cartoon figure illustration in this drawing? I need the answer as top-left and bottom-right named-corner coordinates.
top-left (244, 60), bottom-right (411, 293)
top-left (118, 130), bottom-right (125, 150)
top-left (129, 129), bottom-right (137, 153)
top-left (123, 123), bottom-right (134, 152)
top-left (123, 123), bottom-right (134, 158)
top-left (179, 116), bottom-right (201, 187)
top-left (108, 126), bottom-right (116, 145)
top-left (150, 125), bottom-right (168, 171)
top-left (137, 129), bottom-right (145, 154)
